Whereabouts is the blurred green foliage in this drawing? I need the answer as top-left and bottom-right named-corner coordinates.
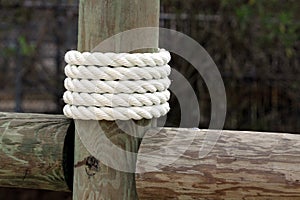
top-left (18, 36), bottom-right (36, 56)
top-left (223, 0), bottom-right (299, 57)
top-left (161, 0), bottom-right (299, 132)
top-left (162, 0), bottom-right (299, 57)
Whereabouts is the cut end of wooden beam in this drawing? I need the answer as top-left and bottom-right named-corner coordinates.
top-left (0, 112), bottom-right (73, 192)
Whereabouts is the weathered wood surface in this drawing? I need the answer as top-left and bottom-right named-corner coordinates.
top-left (136, 128), bottom-right (300, 199)
top-left (73, 0), bottom-right (160, 199)
top-left (1, 110), bottom-right (299, 200)
top-left (0, 112), bottom-right (73, 192)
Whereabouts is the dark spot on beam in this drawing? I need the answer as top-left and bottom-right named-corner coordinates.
top-left (85, 156), bottom-right (100, 178)
top-left (22, 168), bottom-right (30, 181)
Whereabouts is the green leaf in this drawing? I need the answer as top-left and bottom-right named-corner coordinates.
top-left (17, 36), bottom-right (35, 56)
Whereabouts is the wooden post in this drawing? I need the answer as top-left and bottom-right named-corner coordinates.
top-left (136, 128), bottom-right (300, 199)
top-left (73, 0), bottom-right (160, 199)
top-left (0, 112), bottom-right (73, 192)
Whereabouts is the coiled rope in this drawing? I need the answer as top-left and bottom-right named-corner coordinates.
top-left (65, 49), bottom-right (171, 67)
top-left (63, 49), bottom-right (171, 120)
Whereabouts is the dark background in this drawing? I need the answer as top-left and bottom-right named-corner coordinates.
top-left (0, 0), bottom-right (299, 199)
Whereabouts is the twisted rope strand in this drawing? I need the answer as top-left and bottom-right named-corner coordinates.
top-left (65, 49), bottom-right (171, 67)
top-left (64, 77), bottom-right (171, 94)
top-left (63, 103), bottom-right (170, 120)
top-left (65, 64), bottom-right (171, 80)
top-left (63, 49), bottom-right (171, 120)
top-left (63, 90), bottom-right (170, 107)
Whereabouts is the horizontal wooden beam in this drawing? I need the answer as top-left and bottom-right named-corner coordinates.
top-left (136, 128), bottom-right (300, 199)
top-left (1, 112), bottom-right (300, 199)
top-left (0, 112), bottom-right (73, 192)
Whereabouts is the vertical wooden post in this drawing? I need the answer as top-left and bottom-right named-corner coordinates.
top-left (73, 0), bottom-right (160, 199)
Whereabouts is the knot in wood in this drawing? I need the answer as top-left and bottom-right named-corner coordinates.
top-left (86, 156), bottom-right (100, 172)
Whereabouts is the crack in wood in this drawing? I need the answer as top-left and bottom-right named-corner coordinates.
top-left (22, 168), bottom-right (30, 181)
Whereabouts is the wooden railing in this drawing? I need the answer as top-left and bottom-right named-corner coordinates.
top-left (0, 112), bottom-right (299, 199)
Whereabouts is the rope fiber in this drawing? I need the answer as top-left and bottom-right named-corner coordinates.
top-left (63, 49), bottom-right (171, 120)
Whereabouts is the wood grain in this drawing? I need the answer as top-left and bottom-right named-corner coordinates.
top-left (0, 112), bottom-right (73, 192)
top-left (136, 128), bottom-right (300, 199)
top-left (73, 0), bottom-right (160, 199)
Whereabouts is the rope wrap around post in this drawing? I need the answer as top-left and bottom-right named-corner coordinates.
top-left (63, 49), bottom-right (171, 121)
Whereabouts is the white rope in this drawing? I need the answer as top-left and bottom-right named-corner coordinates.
top-left (63, 49), bottom-right (171, 120)
top-left (63, 90), bottom-right (170, 107)
top-left (65, 64), bottom-right (171, 80)
top-left (63, 103), bottom-right (170, 121)
top-left (64, 49), bottom-right (171, 67)
top-left (64, 77), bottom-right (171, 94)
